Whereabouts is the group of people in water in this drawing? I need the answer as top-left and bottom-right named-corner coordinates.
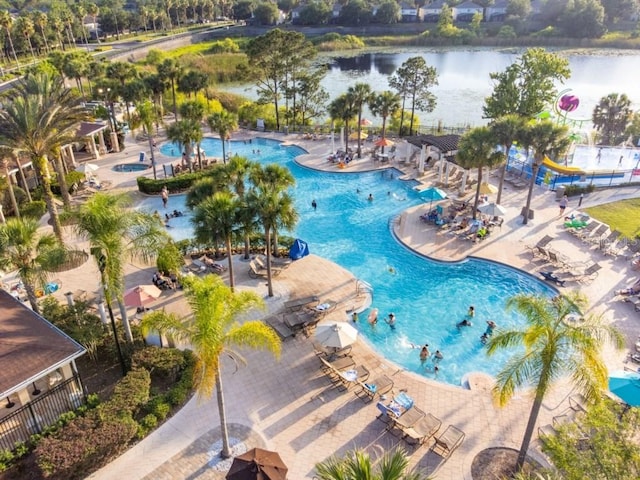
top-left (456, 306), bottom-right (498, 344)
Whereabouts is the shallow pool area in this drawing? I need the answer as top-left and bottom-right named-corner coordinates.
top-left (113, 163), bottom-right (152, 172)
top-left (146, 137), bottom-right (556, 385)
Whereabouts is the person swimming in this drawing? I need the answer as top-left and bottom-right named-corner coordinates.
top-left (457, 318), bottom-right (472, 328)
top-left (368, 193), bottom-right (374, 201)
top-left (384, 313), bottom-right (396, 329)
top-left (368, 308), bottom-right (379, 325)
top-left (432, 350), bottom-right (443, 363)
top-left (419, 344), bottom-right (430, 363)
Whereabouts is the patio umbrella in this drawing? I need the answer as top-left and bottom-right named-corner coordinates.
top-left (315, 321), bottom-right (358, 349)
top-left (349, 130), bottom-right (368, 141)
top-left (477, 202), bottom-right (507, 217)
top-left (123, 284), bottom-right (162, 308)
top-left (360, 118), bottom-right (372, 126)
top-left (418, 186), bottom-right (447, 211)
top-left (226, 448), bottom-right (288, 480)
top-left (608, 370), bottom-right (640, 407)
top-left (374, 137), bottom-right (394, 148)
top-left (478, 182), bottom-right (498, 195)
top-left (76, 163), bottom-right (99, 174)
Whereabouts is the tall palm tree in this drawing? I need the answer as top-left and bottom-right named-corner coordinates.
top-left (490, 115), bottom-right (527, 205)
top-left (487, 291), bottom-right (624, 471)
top-left (192, 192), bottom-right (240, 289)
top-left (86, 3), bottom-right (100, 42)
top-left (0, 72), bottom-right (89, 241)
top-left (16, 16), bottom-right (36, 62)
top-left (456, 126), bottom-right (505, 219)
top-left (158, 58), bottom-right (183, 121)
top-left (315, 448), bottom-right (424, 480)
top-left (328, 94), bottom-right (358, 156)
top-left (520, 120), bottom-right (570, 225)
top-left (166, 119), bottom-right (202, 172)
top-left (32, 11), bottom-right (50, 54)
top-left (133, 100), bottom-right (159, 179)
top-left (0, 218), bottom-right (64, 313)
top-left (207, 110), bottom-right (238, 164)
top-left (140, 274), bottom-right (280, 458)
top-left (369, 90), bottom-right (401, 154)
top-left (74, 192), bottom-right (169, 343)
top-left (0, 11), bottom-right (19, 67)
top-left (348, 83), bottom-right (374, 158)
top-left (591, 93), bottom-right (633, 146)
top-left (71, 3), bottom-right (89, 45)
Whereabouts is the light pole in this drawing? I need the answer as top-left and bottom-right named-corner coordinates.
top-left (97, 87), bottom-right (116, 132)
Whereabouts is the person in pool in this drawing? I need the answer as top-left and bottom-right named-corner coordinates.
top-left (432, 350), bottom-right (443, 363)
top-left (457, 318), bottom-right (472, 328)
top-left (384, 313), bottom-right (396, 329)
top-left (467, 306), bottom-right (475, 318)
top-left (419, 344), bottom-right (430, 363)
top-left (485, 320), bottom-right (497, 336)
top-left (368, 193), bottom-right (374, 201)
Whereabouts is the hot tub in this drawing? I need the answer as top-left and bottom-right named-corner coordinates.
top-left (112, 163), bottom-right (151, 173)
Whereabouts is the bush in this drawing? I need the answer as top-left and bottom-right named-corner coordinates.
top-left (99, 368), bottom-right (151, 419)
top-left (137, 167), bottom-right (222, 194)
top-left (137, 414), bottom-right (158, 438)
top-left (20, 200), bottom-right (47, 219)
top-left (156, 242), bottom-right (184, 276)
top-left (146, 397), bottom-right (172, 421)
top-left (564, 183), bottom-right (596, 196)
top-left (132, 346), bottom-right (186, 382)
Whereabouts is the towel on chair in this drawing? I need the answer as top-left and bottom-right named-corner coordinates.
top-left (316, 303), bottom-right (331, 311)
top-left (364, 383), bottom-right (377, 393)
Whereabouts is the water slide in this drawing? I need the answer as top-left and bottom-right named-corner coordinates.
top-left (542, 156), bottom-right (585, 176)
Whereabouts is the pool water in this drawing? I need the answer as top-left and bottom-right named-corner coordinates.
top-left (113, 163), bottom-right (151, 172)
top-left (148, 137), bottom-right (556, 385)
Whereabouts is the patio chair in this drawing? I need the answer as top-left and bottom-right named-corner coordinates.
top-left (388, 405), bottom-right (426, 437)
top-left (335, 365), bottom-right (370, 391)
top-left (311, 341), bottom-right (352, 359)
top-left (581, 223), bottom-right (608, 244)
top-left (320, 355), bottom-right (355, 374)
top-left (547, 250), bottom-right (569, 268)
top-left (356, 374), bottom-right (394, 402)
top-left (248, 259), bottom-right (284, 279)
top-left (431, 425), bottom-right (465, 459)
top-left (566, 262), bottom-right (601, 285)
top-left (284, 295), bottom-right (320, 312)
top-left (525, 235), bottom-right (554, 253)
top-left (402, 412), bottom-right (442, 446)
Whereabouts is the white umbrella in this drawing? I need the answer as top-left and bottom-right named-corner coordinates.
top-left (76, 163), bottom-right (99, 173)
top-left (315, 321), bottom-right (358, 349)
top-left (478, 202), bottom-right (507, 217)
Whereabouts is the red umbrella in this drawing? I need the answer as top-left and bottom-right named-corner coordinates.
top-left (226, 448), bottom-right (288, 480)
top-left (374, 137), bottom-right (394, 147)
top-left (123, 285), bottom-right (162, 308)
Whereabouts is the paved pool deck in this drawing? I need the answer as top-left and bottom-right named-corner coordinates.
top-left (25, 129), bottom-right (639, 479)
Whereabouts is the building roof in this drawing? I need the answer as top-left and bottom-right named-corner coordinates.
top-left (424, 0), bottom-right (448, 10)
top-left (0, 291), bottom-right (86, 398)
top-left (77, 121), bottom-right (108, 137)
top-left (405, 134), bottom-right (461, 154)
top-left (455, 1), bottom-right (483, 9)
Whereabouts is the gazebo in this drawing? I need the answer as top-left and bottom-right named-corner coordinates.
top-left (60, 122), bottom-right (113, 168)
top-left (405, 134), bottom-right (461, 184)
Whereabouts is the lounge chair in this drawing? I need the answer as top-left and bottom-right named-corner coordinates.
top-left (248, 259), bottom-right (284, 279)
top-left (312, 341), bottom-right (352, 359)
top-left (356, 374), bottom-right (394, 402)
top-left (431, 425), bottom-right (465, 459)
top-left (284, 310), bottom-right (317, 332)
top-left (186, 259), bottom-right (208, 274)
top-left (402, 412), bottom-right (442, 446)
top-left (581, 223), bottom-right (608, 243)
top-left (388, 405), bottom-right (426, 437)
top-left (284, 295), bottom-right (319, 312)
top-left (264, 315), bottom-right (294, 340)
top-left (525, 234), bottom-right (554, 252)
top-left (568, 262), bottom-right (601, 285)
top-left (335, 365), bottom-right (370, 391)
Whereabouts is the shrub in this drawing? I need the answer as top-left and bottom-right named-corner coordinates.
top-left (132, 346), bottom-right (186, 382)
top-left (146, 397), bottom-right (172, 421)
top-left (166, 385), bottom-right (189, 406)
top-left (20, 200), bottom-right (47, 219)
top-left (98, 368), bottom-right (151, 419)
top-left (137, 414), bottom-right (158, 438)
top-left (497, 25), bottom-right (517, 39)
top-left (137, 167), bottom-right (223, 194)
top-left (156, 242), bottom-right (184, 276)
top-left (564, 183), bottom-right (596, 196)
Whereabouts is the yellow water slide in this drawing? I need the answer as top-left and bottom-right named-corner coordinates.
top-left (542, 156), bottom-right (585, 176)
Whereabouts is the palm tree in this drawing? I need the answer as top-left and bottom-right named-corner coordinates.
top-left (315, 448), bottom-right (424, 480)
top-left (0, 218), bottom-right (64, 313)
top-left (140, 274), bottom-right (281, 458)
top-left (520, 120), bottom-right (570, 225)
top-left (456, 126), bottom-right (505, 219)
top-left (134, 100), bottom-right (159, 179)
top-left (591, 93), bottom-right (633, 146)
top-left (0, 11), bottom-right (19, 67)
top-left (71, 3), bottom-right (89, 45)
top-left (206, 110), bottom-right (238, 164)
top-left (166, 119), bottom-right (203, 172)
top-left (16, 16), bottom-right (36, 62)
top-left (1, 156), bottom-right (20, 219)
top-left (86, 3), bottom-right (99, 42)
top-left (370, 90), bottom-right (401, 153)
top-left (0, 72), bottom-right (89, 241)
top-left (487, 291), bottom-right (624, 471)
top-left (192, 192), bottom-right (240, 289)
top-left (348, 83), bottom-right (374, 158)
top-left (158, 58), bottom-right (183, 121)
top-left (32, 11), bottom-right (50, 54)
top-left (490, 115), bottom-right (528, 205)
top-left (74, 192), bottom-right (169, 343)
top-left (328, 94), bottom-right (358, 156)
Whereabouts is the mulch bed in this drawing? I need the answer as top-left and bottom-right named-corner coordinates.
top-left (471, 447), bottom-right (542, 479)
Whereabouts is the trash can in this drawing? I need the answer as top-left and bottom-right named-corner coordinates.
top-left (555, 185), bottom-right (566, 200)
top-left (139, 151), bottom-right (145, 162)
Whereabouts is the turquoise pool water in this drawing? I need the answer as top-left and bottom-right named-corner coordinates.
top-left (150, 138), bottom-right (556, 385)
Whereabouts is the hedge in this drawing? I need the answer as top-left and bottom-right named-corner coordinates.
top-left (137, 166), bottom-right (222, 194)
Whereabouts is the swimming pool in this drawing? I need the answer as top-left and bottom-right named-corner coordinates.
top-left (150, 137), bottom-right (556, 385)
top-left (113, 163), bottom-right (151, 172)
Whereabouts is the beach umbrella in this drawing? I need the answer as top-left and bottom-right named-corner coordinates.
top-left (608, 370), bottom-right (640, 407)
top-left (478, 182), bottom-right (498, 195)
top-left (123, 284), bottom-right (162, 308)
top-left (477, 202), bottom-right (507, 217)
top-left (75, 163), bottom-right (99, 174)
top-left (349, 131), bottom-right (368, 141)
top-left (374, 137), bottom-right (394, 148)
top-left (226, 448), bottom-right (288, 480)
top-left (315, 321), bottom-right (358, 349)
top-left (419, 186), bottom-right (447, 211)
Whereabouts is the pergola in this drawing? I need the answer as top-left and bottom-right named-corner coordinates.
top-left (405, 134), bottom-right (462, 186)
top-left (60, 122), bottom-right (111, 167)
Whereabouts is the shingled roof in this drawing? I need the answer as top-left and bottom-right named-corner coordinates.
top-left (0, 291), bottom-right (85, 398)
top-left (404, 134), bottom-right (461, 154)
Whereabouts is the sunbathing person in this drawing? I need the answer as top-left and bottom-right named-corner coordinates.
top-left (615, 278), bottom-right (640, 296)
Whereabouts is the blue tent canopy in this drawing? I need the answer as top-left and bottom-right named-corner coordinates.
top-left (289, 239), bottom-right (309, 260)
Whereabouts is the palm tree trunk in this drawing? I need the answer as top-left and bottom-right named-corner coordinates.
top-left (399, 96), bottom-right (406, 137)
top-left (54, 154), bottom-right (72, 208)
top-left (357, 112), bottom-right (363, 158)
top-left (24, 282), bottom-right (40, 313)
top-left (3, 163), bottom-right (19, 218)
top-left (171, 80), bottom-right (178, 120)
top-left (221, 138), bottom-right (227, 164)
top-left (225, 236), bottom-right (234, 290)
top-left (522, 160), bottom-right (540, 226)
top-left (272, 230), bottom-right (279, 258)
top-left (35, 156), bottom-right (63, 241)
top-left (215, 364), bottom-right (232, 458)
top-left (517, 385), bottom-right (546, 470)
top-left (496, 142), bottom-right (512, 205)
top-left (146, 128), bottom-right (157, 180)
top-left (117, 298), bottom-right (134, 343)
top-left (39, 26), bottom-right (49, 53)
top-left (243, 234), bottom-right (251, 260)
top-left (264, 227), bottom-right (274, 297)
top-left (5, 29), bottom-right (19, 67)
top-left (472, 167), bottom-right (483, 220)
top-left (15, 157), bottom-right (31, 202)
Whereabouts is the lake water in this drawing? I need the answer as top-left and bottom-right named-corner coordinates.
top-left (224, 47), bottom-right (640, 128)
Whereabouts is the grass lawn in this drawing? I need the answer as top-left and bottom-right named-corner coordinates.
top-left (584, 198), bottom-right (640, 239)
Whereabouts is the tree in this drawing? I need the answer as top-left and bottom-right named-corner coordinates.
top-left (541, 398), bottom-right (640, 479)
top-left (483, 48), bottom-right (571, 120)
top-left (294, 71), bottom-right (329, 128)
top-left (328, 94), bottom-right (358, 154)
top-left (601, 0), bottom-right (639, 23)
top-left (490, 114), bottom-right (528, 205)
top-left (133, 100), bottom-right (159, 179)
top-left (71, 3), bottom-right (89, 45)
top-left (625, 111), bottom-right (640, 147)
top-left (207, 110), bottom-right (238, 164)
top-left (158, 58), bottom-right (184, 120)
top-left (337, 0), bottom-right (372, 25)
top-left (506, 0), bottom-right (531, 20)
top-left (315, 448), bottom-right (423, 480)
top-left (296, 2), bottom-right (332, 25)
top-left (487, 291), bottom-right (624, 471)
top-left (192, 192), bottom-right (240, 289)
top-left (75, 192), bottom-right (169, 343)
top-left (374, 0), bottom-right (401, 24)
top-left (140, 274), bottom-right (280, 457)
top-left (559, 0), bottom-right (606, 38)
top-left (0, 10), bottom-right (20, 67)
top-left (456, 126), bottom-right (505, 219)
top-left (347, 83), bottom-right (374, 158)
top-left (0, 218), bottom-right (64, 313)
top-left (1, 157), bottom-right (20, 219)
top-left (166, 119), bottom-right (203, 172)
top-left (253, 2), bottom-right (279, 24)
top-left (224, 156), bottom-right (259, 260)
top-left (0, 73), bottom-right (89, 241)
top-left (178, 70), bottom-right (209, 98)
top-left (389, 57), bottom-right (438, 136)
top-left (32, 11), bottom-right (50, 54)
top-left (370, 90), bottom-right (401, 153)
top-left (591, 93), bottom-right (633, 146)
top-left (519, 120), bottom-right (570, 225)
top-left (15, 16), bottom-right (36, 62)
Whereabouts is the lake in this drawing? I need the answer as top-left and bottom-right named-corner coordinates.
top-left (224, 47), bottom-right (640, 128)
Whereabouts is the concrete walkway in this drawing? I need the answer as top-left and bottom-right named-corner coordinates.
top-left (26, 130), bottom-right (639, 479)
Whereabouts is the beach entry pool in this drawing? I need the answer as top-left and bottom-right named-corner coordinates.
top-left (149, 137), bottom-right (556, 385)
